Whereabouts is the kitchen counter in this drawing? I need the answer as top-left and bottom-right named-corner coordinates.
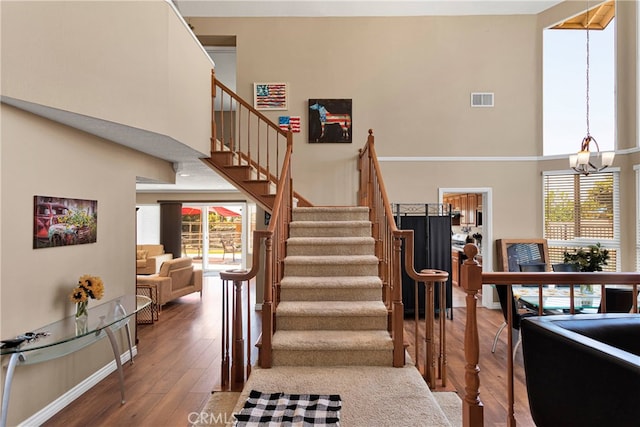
top-left (452, 244), bottom-right (465, 253)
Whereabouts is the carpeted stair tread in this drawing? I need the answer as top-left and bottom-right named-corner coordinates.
top-left (294, 206), bottom-right (369, 213)
top-left (289, 221), bottom-right (372, 237)
top-left (286, 236), bottom-right (375, 256)
top-left (284, 255), bottom-right (379, 277)
top-left (287, 236), bottom-right (375, 245)
top-left (284, 255), bottom-right (379, 265)
top-left (292, 206), bottom-right (370, 222)
top-left (290, 220), bottom-right (370, 227)
top-left (280, 276), bottom-right (382, 301)
top-left (280, 276), bottom-right (382, 289)
top-left (277, 301), bottom-right (387, 316)
top-left (272, 330), bottom-right (393, 350)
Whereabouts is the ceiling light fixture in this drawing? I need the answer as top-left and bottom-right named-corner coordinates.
top-left (569, 1), bottom-right (614, 176)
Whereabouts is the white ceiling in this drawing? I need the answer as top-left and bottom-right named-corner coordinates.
top-left (173, 0), bottom-right (564, 18)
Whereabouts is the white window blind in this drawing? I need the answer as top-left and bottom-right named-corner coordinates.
top-left (543, 171), bottom-right (620, 270)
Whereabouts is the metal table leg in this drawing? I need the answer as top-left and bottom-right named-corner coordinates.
top-left (104, 327), bottom-right (126, 404)
top-left (115, 299), bottom-right (134, 365)
top-left (124, 321), bottom-right (134, 365)
top-left (1, 352), bottom-right (25, 427)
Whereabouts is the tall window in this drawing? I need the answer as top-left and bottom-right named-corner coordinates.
top-left (543, 171), bottom-right (619, 270)
top-left (543, 18), bottom-right (615, 156)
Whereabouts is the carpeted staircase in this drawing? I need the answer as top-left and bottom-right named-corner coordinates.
top-left (195, 206), bottom-right (461, 426)
top-left (272, 206), bottom-right (394, 367)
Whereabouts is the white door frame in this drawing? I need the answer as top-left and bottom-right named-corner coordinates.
top-left (439, 187), bottom-right (497, 309)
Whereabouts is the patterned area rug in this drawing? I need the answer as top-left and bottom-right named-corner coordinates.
top-left (234, 390), bottom-right (341, 426)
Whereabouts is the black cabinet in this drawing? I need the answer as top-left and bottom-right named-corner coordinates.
top-left (394, 204), bottom-right (453, 319)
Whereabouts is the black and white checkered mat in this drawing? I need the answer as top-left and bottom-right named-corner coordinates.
top-left (234, 389), bottom-right (341, 426)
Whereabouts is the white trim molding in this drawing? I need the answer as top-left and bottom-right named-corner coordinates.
top-left (18, 347), bottom-right (138, 427)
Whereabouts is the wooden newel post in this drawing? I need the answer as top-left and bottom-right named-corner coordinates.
top-left (231, 279), bottom-right (245, 391)
top-left (460, 243), bottom-right (484, 427)
top-left (392, 234), bottom-right (405, 367)
top-left (262, 235), bottom-right (274, 368)
top-left (221, 278), bottom-right (230, 389)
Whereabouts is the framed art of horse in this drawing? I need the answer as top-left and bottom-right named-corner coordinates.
top-left (308, 99), bottom-right (352, 143)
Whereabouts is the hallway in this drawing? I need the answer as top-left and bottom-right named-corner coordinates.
top-left (42, 277), bottom-right (533, 426)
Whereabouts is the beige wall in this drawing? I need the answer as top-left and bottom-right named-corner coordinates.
top-left (615, 0), bottom-right (639, 151)
top-left (1, 0), bottom-right (213, 155)
top-left (190, 14), bottom-right (551, 267)
top-left (191, 6), bottom-right (639, 270)
top-left (192, 15), bottom-right (543, 209)
top-left (0, 105), bottom-right (170, 425)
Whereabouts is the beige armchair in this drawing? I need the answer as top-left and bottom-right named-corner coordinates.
top-left (136, 244), bottom-right (173, 275)
top-left (136, 257), bottom-right (202, 308)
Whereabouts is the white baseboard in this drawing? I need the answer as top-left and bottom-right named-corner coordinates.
top-left (18, 346), bottom-right (138, 427)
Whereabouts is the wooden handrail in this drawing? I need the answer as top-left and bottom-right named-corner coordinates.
top-left (211, 70), bottom-right (311, 208)
top-left (219, 142), bottom-right (292, 382)
top-left (214, 68), bottom-right (296, 388)
top-left (460, 242), bottom-right (640, 427)
top-left (358, 130), bottom-right (450, 380)
top-left (259, 139), bottom-right (294, 368)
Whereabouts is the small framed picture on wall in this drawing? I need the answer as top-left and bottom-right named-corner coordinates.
top-left (33, 195), bottom-right (98, 249)
top-left (254, 83), bottom-right (288, 110)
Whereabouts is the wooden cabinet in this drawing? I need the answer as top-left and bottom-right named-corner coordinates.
top-left (451, 250), bottom-right (460, 286)
top-left (466, 193), bottom-right (477, 226)
top-left (444, 193), bottom-right (481, 226)
top-left (452, 196), bottom-right (460, 212)
top-left (459, 194), bottom-right (468, 224)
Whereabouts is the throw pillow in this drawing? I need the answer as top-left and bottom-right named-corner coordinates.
top-left (136, 249), bottom-right (148, 260)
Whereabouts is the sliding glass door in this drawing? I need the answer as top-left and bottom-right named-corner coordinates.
top-left (181, 203), bottom-right (247, 273)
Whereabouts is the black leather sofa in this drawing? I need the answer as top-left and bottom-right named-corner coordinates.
top-left (521, 314), bottom-right (640, 427)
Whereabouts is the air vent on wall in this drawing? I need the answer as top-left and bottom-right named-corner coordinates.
top-left (471, 92), bottom-right (494, 107)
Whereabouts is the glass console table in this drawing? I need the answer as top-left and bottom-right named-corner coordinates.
top-left (0, 295), bottom-right (151, 427)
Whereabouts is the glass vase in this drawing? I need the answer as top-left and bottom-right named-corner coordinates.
top-left (75, 300), bottom-right (88, 318)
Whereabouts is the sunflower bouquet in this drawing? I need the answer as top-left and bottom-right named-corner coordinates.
top-left (69, 275), bottom-right (105, 318)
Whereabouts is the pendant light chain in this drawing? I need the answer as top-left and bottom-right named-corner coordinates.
top-left (570, 0), bottom-right (615, 174)
top-left (585, 1), bottom-right (590, 137)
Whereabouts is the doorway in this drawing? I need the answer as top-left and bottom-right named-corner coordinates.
top-left (181, 203), bottom-right (247, 273)
top-left (439, 188), bottom-right (496, 309)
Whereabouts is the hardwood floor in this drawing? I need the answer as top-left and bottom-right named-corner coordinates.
top-left (43, 276), bottom-right (233, 427)
top-left (43, 277), bottom-right (533, 426)
top-left (405, 285), bottom-right (536, 426)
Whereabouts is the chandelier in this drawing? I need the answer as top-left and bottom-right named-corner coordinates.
top-left (569, 2), bottom-right (615, 175)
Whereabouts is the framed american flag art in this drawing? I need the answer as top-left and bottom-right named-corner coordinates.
top-left (253, 82), bottom-right (288, 110)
